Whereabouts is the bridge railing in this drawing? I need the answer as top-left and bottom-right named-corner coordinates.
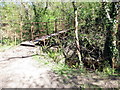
top-left (21, 19), bottom-right (71, 41)
top-left (0, 18), bottom-right (74, 45)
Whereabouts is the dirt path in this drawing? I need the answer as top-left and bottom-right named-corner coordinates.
top-left (0, 45), bottom-right (119, 88)
top-left (0, 45), bottom-right (62, 88)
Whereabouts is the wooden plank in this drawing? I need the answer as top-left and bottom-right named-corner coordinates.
top-left (20, 41), bottom-right (35, 47)
top-left (33, 29), bottom-right (74, 43)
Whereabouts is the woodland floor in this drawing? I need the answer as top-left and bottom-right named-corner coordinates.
top-left (0, 45), bottom-right (119, 88)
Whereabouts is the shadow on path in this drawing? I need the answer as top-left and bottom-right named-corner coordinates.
top-left (0, 54), bottom-right (38, 62)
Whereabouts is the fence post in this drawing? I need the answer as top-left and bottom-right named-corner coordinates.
top-left (0, 30), bottom-right (3, 45)
top-left (14, 31), bottom-right (16, 45)
top-left (46, 22), bottom-right (49, 35)
top-left (54, 19), bottom-right (57, 33)
top-left (20, 22), bottom-right (23, 41)
top-left (31, 25), bottom-right (34, 40)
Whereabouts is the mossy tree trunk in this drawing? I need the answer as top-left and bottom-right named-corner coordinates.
top-left (117, 4), bottom-right (120, 62)
top-left (103, 2), bottom-right (117, 67)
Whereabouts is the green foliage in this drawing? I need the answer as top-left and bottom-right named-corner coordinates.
top-left (46, 47), bottom-right (63, 63)
top-left (53, 63), bottom-right (86, 76)
top-left (103, 67), bottom-right (116, 75)
top-left (0, 45), bottom-right (12, 52)
top-left (1, 37), bottom-right (21, 46)
top-left (95, 66), bottom-right (119, 77)
top-left (47, 50), bottom-right (57, 61)
top-left (33, 55), bottom-right (51, 65)
top-left (0, 2), bottom-right (119, 71)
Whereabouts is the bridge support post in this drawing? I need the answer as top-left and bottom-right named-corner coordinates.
top-left (54, 19), bottom-right (57, 33)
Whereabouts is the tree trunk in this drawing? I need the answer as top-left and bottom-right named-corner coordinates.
top-left (117, 4), bottom-right (120, 62)
top-left (72, 2), bottom-right (82, 66)
top-left (103, 2), bottom-right (117, 67)
top-left (32, 2), bottom-right (40, 35)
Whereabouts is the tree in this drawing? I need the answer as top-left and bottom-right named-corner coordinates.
top-left (72, 2), bottom-right (82, 66)
top-left (103, 2), bottom-right (118, 67)
top-left (116, 3), bottom-right (120, 63)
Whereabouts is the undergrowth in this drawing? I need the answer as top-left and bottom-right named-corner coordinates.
top-left (33, 46), bottom-right (120, 78)
top-left (32, 55), bottom-right (52, 66)
top-left (33, 52), bottom-right (87, 77)
top-left (95, 67), bottom-right (120, 77)
top-left (0, 45), bottom-right (13, 52)
top-left (52, 63), bottom-right (87, 76)
top-left (0, 39), bottom-right (21, 52)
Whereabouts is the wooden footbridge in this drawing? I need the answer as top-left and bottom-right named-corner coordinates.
top-left (0, 18), bottom-right (74, 46)
top-left (0, 18), bottom-right (75, 46)
top-left (21, 28), bottom-right (74, 47)
top-left (20, 19), bottom-right (74, 46)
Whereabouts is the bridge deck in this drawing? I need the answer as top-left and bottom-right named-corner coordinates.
top-left (21, 29), bottom-right (74, 46)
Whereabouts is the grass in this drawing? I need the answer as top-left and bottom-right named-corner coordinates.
top-left (44, 48), bottom-right (87, 76)
top-left (32, 54), bottom-right (54, 67)
top-left (33, 53), bottom-right (120, 78)
top-left (52, 63), bottom-right (87, 76)
top-left (95, 67), bottom-right (120, 78)
top-left (32, 51), bottom-right (120, 88)
top-left (0, 45), bottom-right (13, 52)
top-left (0, 40), bottom-right (20, 52)
top-left (32, 51), bottom-right (87, 77)
top-left (33, 46), bottom-right (120, 87)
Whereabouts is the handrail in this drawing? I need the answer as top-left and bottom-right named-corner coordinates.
top-left (34, 28), bottom-right (74, 43)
